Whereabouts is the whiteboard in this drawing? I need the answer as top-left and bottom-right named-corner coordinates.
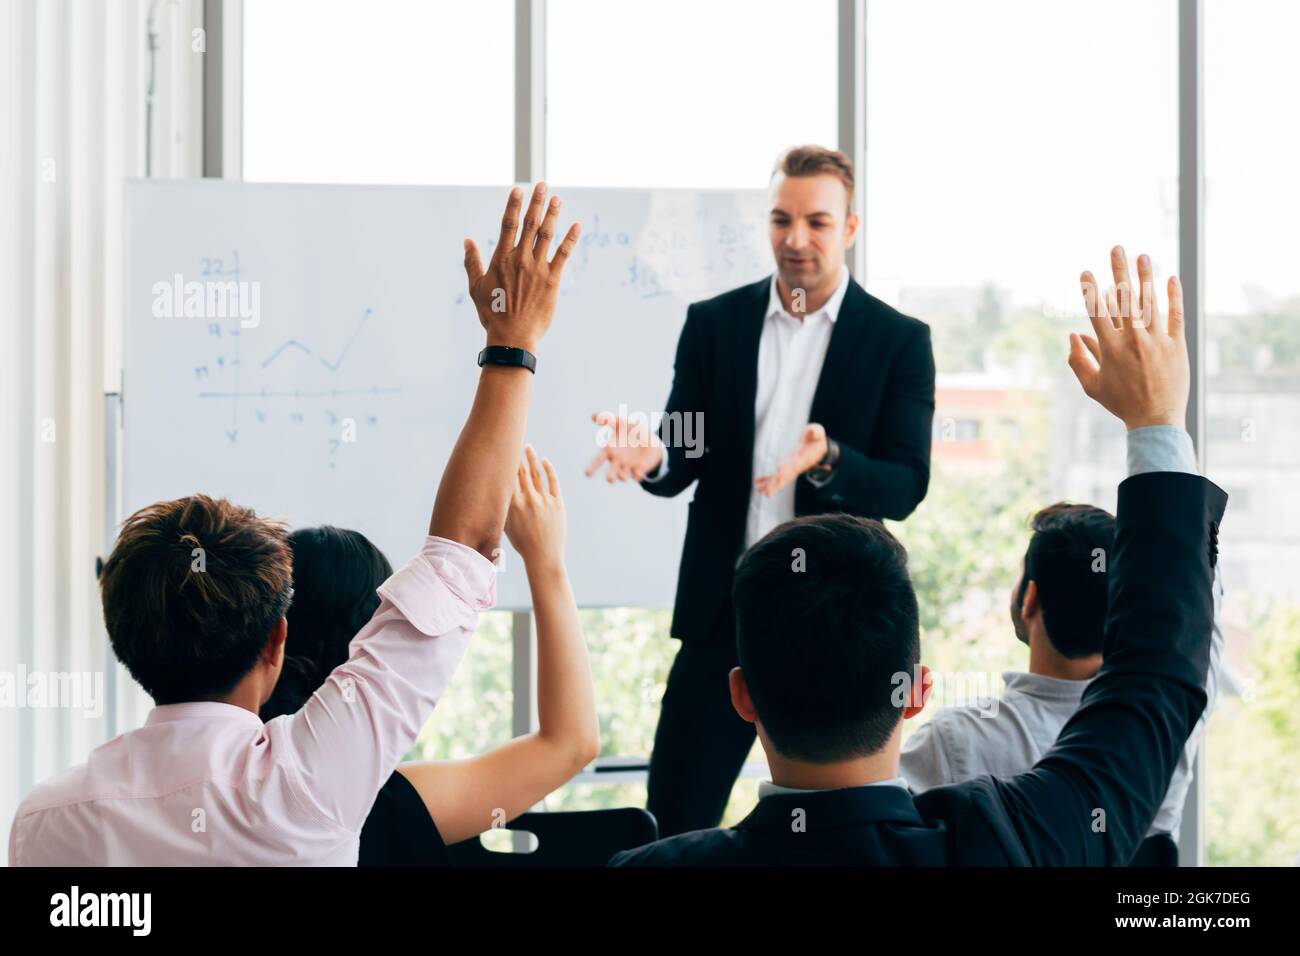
top-left (123, 180), bottom-right (771, 608)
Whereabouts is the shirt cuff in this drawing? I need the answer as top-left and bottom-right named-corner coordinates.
top-left (641, 452), bottom-right (670, 484)
top-left (376, 535), bottom-right (498, 635)
top-left (1126, 425), bottom-right (1197, 477)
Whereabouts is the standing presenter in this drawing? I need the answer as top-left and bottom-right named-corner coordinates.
top-left (587, 146), bottom-right (936, 836)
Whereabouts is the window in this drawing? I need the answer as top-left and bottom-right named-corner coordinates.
top-left (546, 0), bottom-right (838, 188)
top-left (865, 0), bottom-right (1178, 736)
top-left (243, 0), bottom-right (514, 184)
top-left (1203, 0), bottom-right (1300, 866)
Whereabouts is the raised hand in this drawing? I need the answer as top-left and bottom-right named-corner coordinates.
top-left (463, 182), bottom-right (581, 352)
top-left (585, 411), bottom-right (665, 483)
top-left (1069, 246), bottom-right (1189, 431)
top-left (505, 445), bottom-right (566, 569)
top-left (753, 423), bottom-right (829, 497)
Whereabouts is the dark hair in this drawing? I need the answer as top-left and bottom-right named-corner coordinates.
top-left (1016, 503), bottom-right (1116, 659)
top-left (259, 526), bottom-right (393, 721)
top-left (731, 514), bottom-right (920, 763)
top-left (101, 495), bottom-right (293, 706)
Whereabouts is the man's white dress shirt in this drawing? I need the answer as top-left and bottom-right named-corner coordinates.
top-left (646, 269), bottom-right (851, 551)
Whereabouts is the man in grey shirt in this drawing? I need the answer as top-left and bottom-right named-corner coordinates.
top-left (900, 425), bottom-right (1223, 854)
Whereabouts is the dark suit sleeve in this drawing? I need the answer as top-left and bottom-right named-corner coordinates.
top-left (809, 322), bottom-right (935, 521)
top-left (977, 471), bottom-right (1227, 865)
top-left (640, 305), bottom-right (709, 499)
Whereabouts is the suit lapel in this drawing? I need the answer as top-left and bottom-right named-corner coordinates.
top-left (733, 277), bottom-right (771, 459)
top-left (809, 277), bottom-right (874, 426)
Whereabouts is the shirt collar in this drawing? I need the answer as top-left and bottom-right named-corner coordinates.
top-left (1002, 670), bottom-right (1092, 701)
top-left (740, 780), bottom-right (923, 834)
top-left (766, 266), bottom-right (851, 324)
top-left (144, 701), bottom-right (266, 729)
top-left (758, 775), bottom-right (909, 801)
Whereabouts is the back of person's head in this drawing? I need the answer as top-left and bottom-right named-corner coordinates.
top-left (1014, 503), bottom-right (1117, 658)
top-left (101, 495), bottom-right (292, 706)
top-left (731, 514), bottom-right (920, 763)
top-left (259, 526), bottom-right (393, 722)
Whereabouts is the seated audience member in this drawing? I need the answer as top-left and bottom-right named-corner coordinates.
top-left (260, 446), bottom-right (598, 864)
top-left (900, 489), bottom-right (1224, 865)
top-left (8, 184), bottom-right (580, 865)
top-left (612, 249), bottom-right (1227, 867)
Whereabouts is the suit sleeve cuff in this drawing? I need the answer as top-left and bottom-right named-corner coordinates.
top-left (640, 452), bottom-right (670, 484)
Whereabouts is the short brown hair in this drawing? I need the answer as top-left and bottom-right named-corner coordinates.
top-left (773, 145), bottom-right (855, 206)
top-left (101, 495), bottom-right (293, 705)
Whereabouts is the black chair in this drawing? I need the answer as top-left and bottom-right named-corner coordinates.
top-left (447, 808), bottom-right (658, 867)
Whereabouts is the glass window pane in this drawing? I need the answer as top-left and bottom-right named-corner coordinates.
top-left (1203, 0), bottom-right (1300, 867)
top-left (865, 0), bottom-right (1178, 733)
top-left (243, 0), bottom-right (514, 184)
top-left (547, 0), bottom-right (838, 188)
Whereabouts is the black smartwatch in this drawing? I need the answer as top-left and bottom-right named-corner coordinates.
top-left (477, 345), bottom-right (537, 374)
top-left (806, 436), bottom-right (840, 487)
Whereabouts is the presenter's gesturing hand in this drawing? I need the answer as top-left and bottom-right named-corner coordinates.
top-left (463, 182), bottom-right (581, 352)
top-left (753, 423), bottom-right (829, 497)
top-left (584, 412), bottom-right (665, 483)
top-left (1069, 246), bottom-right (1189, 429)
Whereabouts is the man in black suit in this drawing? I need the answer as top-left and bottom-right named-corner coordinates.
top-left (587, 146), bottom-right (936, 836)
top-left (610, 249), bottom-right (1226, 866)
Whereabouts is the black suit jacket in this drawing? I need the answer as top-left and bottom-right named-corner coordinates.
top-left (643, 276), bottom-right (936, 642)
top-left (612, 471), bottom-right (1227, 866)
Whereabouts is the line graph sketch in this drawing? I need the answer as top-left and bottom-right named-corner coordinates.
top-left (186, 259), bottom-right (401, 460)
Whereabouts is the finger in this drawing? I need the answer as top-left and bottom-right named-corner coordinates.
top-left (1135, 253), bottom-right (1157, 331)
top-left (1105, 285), bottom-right (1122, 332)
top-left (549, 222), bottom-right (581, 274)
top-left (1081, 333), bottom-right (1102, 363)
top-left (534, 195), bottom-right (561, 259)
top-left (516, 459), bottom-right (530, 493)
top-left (592, 410), bottom-right (618, 442)
top-left (1081, 271), bottom-right (1116, 342)
top-left (1067, 333), bottom-right (1100, 397)
top-left (542, 457), bottom-right (561, 499)
top-left (496, 186), bottom-right (524, 254)
top-left (463, 239), bottom-right (485, 286)
top-left (518, 182), bottom-right (548, 252)
top-left (585, 448), bottom-right (610, 478)
top-left (1166, 275), bottom-right (1185, 340)
top-left (525, 443), bottom-right (544, 492)
top-left (1110, 245), bottom-right (1135, 323)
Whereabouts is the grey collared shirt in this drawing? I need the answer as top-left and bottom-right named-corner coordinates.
top-left (900, 426), bottom-right (1224, 839)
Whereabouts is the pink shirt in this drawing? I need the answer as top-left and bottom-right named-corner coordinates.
top-left (8, 536), bottom-right (495, 866)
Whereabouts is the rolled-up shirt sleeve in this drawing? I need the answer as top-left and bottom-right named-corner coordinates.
top-left (268, 536), bottom-right (497, 833)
